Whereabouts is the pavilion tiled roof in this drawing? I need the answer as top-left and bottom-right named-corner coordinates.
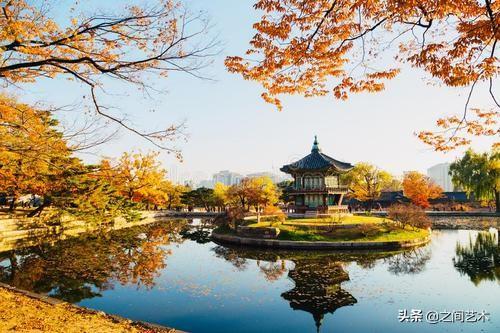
top-left (281, 136), bottom-right (353, 174)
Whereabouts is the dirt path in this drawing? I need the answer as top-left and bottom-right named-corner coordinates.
top-left (0, 286), bottom-right (178, 333)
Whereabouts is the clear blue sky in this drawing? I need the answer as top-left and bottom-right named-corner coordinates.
top-left (11, 0), bottom-right (497, 182)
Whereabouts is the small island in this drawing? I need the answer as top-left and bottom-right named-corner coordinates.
top-left (213, 215), bottom-right (430, 250)
top-left (213, 137), bottom-right (431, 250)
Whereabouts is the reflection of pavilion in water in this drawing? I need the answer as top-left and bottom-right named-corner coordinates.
top-left (281, 259), bottom-right (356, 332)
top-left (211, 245), bottom-right (415, 332)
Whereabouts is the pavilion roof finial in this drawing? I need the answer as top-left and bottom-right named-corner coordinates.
top-left (311, 135), bottom-right (320, 152)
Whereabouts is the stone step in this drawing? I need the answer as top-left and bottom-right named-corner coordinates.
top-left (304, 210), bottom-right (318, 218)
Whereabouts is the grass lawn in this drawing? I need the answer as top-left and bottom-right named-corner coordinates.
top-left (276, 224), bottom-right (429, 242)
top-left (247, 215), bottom-right (390, 228)
top-left (286, 215), bottom-right (389, 225)
top-left (242, 218), bottom-right (429, 243)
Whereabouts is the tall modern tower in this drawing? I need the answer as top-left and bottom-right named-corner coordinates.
top-left (427, 163), bottom-right (453, 192)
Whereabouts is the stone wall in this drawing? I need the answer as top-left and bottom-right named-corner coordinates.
top-left (0, 211), bottom-right (179, 253)
top-left (213, 231), bottom-right (430, 250)
top-left (236, 226), bottom-right (280, 239)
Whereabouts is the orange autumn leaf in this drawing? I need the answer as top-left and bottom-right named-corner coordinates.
top-left (0, 0), bottom-right (215, 152)
top-left (403, 171), bottom-right (443, 208)
top-left (227, 0), bottom-right (500, 151)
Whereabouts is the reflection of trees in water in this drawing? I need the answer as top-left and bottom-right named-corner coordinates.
top-left (454, 231), bottom-right (499, 285)
top-left (213, 246), bottom-right (288, 280)
top-left (384, 248), bottom-right (432, 275)
top-left (180, 221), bottom-right (213, 244)
top-left (281, 259), bottom-right (356, 332)
top-left (256, 259), bottom-right (287, 282)
top-left (212, 246), bottom-right (249, 271)
top-left (0, 222), bottom-right (184, 303)
top-left (211, 246), bottom-right (409, 332)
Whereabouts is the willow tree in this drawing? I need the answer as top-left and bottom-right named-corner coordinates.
top-left (450, 149), bottom-right (500, 212)
top-left (226, 0), bottom-right (499, 151)
top-left (0, 0), bottom-right (217, 154)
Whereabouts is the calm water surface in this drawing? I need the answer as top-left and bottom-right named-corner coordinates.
top-left (0, 219), bottom-right (498, 333)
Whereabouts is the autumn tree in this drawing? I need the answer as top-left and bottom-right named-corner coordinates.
top-left (99, 151), bottom-right (167, 209)
top-left (226, 0), bottom-right (499, 151)
top-left (344, 162), bottom-right (394, 208)
top-left (0, 94), bottom-right (144, 220)
top-left (213, 182), bottom-right (230, 211)
top-left (402, 171), bottom-right (443, 208)
top-left (247, 176), bottom-right (281, 223)
top-left (450, 149), bottom-right (500, 212)
top-left (0, 94), bottom-right (77, 211)
top-left (0, 0), bottom-right (217, 153)
top-left (383, 178), bottom-right (403, 192)
top-left (163, 183), bottom-right (188, 210)
top-left (227, 179), bottom-right (254, 211)
top-left (226, 176), bottom-right (280, 222)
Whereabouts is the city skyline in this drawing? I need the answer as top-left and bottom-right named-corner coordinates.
top-left (166, 168), bottom-right (291, 188)
top-left (166, 160), bottom-right (459, 191)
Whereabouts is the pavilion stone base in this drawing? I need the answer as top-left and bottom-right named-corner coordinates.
top-left (288, 212), bottom-right (353, 219)
top-left (288, 205), bottom-right (350, 216)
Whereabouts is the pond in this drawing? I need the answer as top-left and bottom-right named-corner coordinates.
top-left (0, 219), bottom-right (498, 333)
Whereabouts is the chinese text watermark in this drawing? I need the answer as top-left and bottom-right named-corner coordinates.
top-left (398, 309), bottom-right (490, 324)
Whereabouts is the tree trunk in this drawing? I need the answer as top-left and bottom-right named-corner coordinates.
top-left (495, 191), bottom-right (499, 213)
top-left (257, 204), bottom-right (261, 224)
top-left (8, 254), bottom-right (18, 282)
top-left (8, 197), bottom-right (16, 211)
top-left (27, 196), bottom-right (51, 217)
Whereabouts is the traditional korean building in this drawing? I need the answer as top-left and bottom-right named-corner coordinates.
top-left (280, 136), bottom-right (353, 215)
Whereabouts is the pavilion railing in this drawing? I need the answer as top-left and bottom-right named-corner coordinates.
top-left (288, 185), bottom-right (349, 193)
top-left (287, 205), bottom-right (349, 214)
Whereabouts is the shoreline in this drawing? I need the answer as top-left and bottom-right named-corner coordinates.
top-left (0, 211), bottom-right (221, 253)
top-left (1, 210), bottom-right (497, 254)
top-left (369, 211), bottom-right (499, 218)
top-left (0, 283), bottom-right (182, 333)
top-left (212, 230), bottom-right (431, 250)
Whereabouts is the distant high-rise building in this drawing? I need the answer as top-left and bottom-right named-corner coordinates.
top-left (205, 170), bottom-right (291, 188)
top-left (427, 163), bottom-right (454, 192)
top-left (246, 171), bottom-right (290, 184)
top-left (197, 179), bottom-right (214, 189)
top-left (212, 170), bottom-right (243, 186)
top-left (168, 164), bottom-right (179, 184)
